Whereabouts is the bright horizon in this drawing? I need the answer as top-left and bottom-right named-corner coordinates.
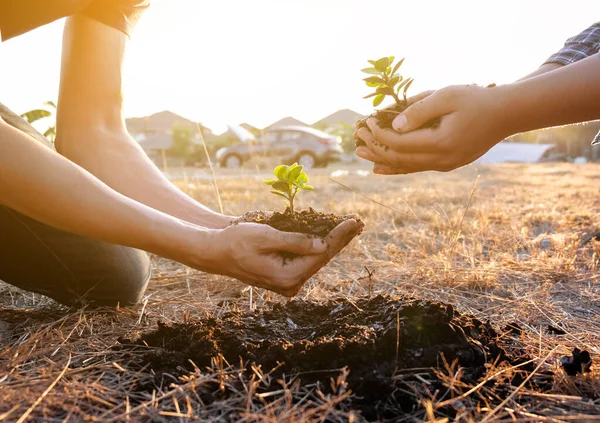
top-left (0, 0), bottom-right (598, 134)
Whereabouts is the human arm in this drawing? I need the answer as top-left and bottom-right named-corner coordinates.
top-left (357, 21), bottom-right (600, 171)
top-left (54, 14), bottom-right (234, 229)
top-left (0, 119), bottom-right (362, 296)
top-left (355, 53), bottom-right (600, 174)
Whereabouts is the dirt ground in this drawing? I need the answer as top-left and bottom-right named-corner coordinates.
top-left (0, 162), bottom-right (599, 422)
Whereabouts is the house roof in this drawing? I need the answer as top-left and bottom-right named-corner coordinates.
top-left (264, 116), bottom-right (308, 130)
top-left (126, 110), bottom-right (204, 134)
top-left (313, 109), bottom-right (366, 127)
top-left (240, 122), bottom-right (260, 133)
top-left (475, 142), bottom-right (556, 165)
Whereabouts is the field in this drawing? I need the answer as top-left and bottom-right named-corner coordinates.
top-left (1, 162), bottom-right (599, 422)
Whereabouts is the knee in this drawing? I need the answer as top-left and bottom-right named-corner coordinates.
top-left (100, 249), bottom-right (152, 306)
top-left (56, 248), bottom-right (152, 308)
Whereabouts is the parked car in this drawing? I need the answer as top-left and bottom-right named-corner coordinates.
top-left (215, 125), bottom-right (344, 169)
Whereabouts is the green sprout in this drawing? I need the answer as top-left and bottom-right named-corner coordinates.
top-left (362, 56), bottom-right (414, 107)
top-left (265, 163), bottom-right (314, 213)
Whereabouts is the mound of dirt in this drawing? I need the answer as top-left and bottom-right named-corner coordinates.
top-left (235, 208), bottom-right (355, 238)
top-left (121, 295), bottom-right (537, 420)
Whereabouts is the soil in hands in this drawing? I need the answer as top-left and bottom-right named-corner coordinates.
top-left (235, 207), bottom-right (358, 238)
top-left (354, 100), bottom-right (439, 147)
top-left (120, 295), bottom-right (550, 421)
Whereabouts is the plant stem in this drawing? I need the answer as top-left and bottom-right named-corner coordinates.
top-left (391, 93), bottom-right (403, 107)
top-left (288, 193), bottom-right (294, 214)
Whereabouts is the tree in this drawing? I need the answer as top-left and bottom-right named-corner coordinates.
top-left (20, 101), bottom-right (57, 141)
top-left (170, 123), bottom-right (194, 159)
top-left (314, 121), bottom-right (356, 153)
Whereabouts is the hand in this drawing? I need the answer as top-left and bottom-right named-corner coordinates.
top-left (354, 90), bottom-right (434, 147)
top-left (209, 218), bottom-right (364, 297)
top-left (356, 84), bottom-right (512, 174)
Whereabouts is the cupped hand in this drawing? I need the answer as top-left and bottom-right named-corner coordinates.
top-left (211, 217), bottom-right (364, 296)
top-left (356, 84), bottom-right (512, 174)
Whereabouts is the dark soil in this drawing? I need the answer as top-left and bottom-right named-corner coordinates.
top-left (561, 348), bottom-right (593, 376)
top-left (354, 101), bottom-right (439, 147)
top-left (234, 207), bottom-right (357, 238)
top-left (119, 295), bottom-right (557, 421)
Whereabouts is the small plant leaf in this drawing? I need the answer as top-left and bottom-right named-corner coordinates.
top-left (264, 179), bottom-right (277, 185)
top-left (19, 109), bottom-right (51, 124)
top-left (274, 164), bottom-right (289, 180)
top-left (388, 56), bottom-right (395, 64)
top-left (396, 78), bottom-right (411, 94)
top-left (368, 59), bottom-right (377, 66)
top-left (389, 75), bottom-right (400, 88)
top-left (288, 164), bottom-right (304, 181)
top-left (373, 94), bottom-right (385, 107)
top-left (272, 181), bottom-right (292, 193)
top-left (361, 67), bottom-right (380, 75)
top-left (374, 57), bottom-right (390, 72)
top-left (391, 57), bottom-right (405, 76)
top-left (363, 76), bottom-right (384, 87)
top-left (303, 185), bottom-right (314, 190)
top-left (363, 92), bottom-right (378, 99)
top-left (296, 172), bottom-right (308, 185)
top-left (385, 66), bottom-right (392, 75)
top-left (376, 86), bottom-right (394, 95)
top-left (270, 190), bottom-right (290, 199)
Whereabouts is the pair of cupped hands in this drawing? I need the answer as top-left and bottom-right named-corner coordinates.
top-left (212, 214), bottom-right (364, 298)
top-left (229, 84), bottom-right (506, 298)
top-left (355, 83), bottom-right (513, 174)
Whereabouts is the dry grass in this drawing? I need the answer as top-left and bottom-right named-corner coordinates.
top-left (1, 162), bottom-right (599, 422)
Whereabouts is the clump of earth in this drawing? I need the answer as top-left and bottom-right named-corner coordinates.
top-left (120, 295), bottom-right (568, 420)
top-left (235, 208), bottom-right (355, 238)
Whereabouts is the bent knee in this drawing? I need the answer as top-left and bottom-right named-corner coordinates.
top-left (96, 249), bottom-right (151, 306)
top-left (55, 249), bottom-right (152, 307)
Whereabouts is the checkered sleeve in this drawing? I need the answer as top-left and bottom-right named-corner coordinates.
top-left (543, 22), bottom-right (600, 66)
top-left (543, 22), bottom-right (600, 146)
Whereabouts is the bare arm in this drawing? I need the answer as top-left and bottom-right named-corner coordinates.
top-left (1, 118), bottom-right (363, 296)
top-left (517, 63), bottom-right (563, 81)
top-left (0, 118), bottom-right (205, 258)
top-left (356, 54), bottom-right (600, 174)
top-left (504, 54), bottom-right (600, 133)
top-left (54, 14), bottom-right (233, 229)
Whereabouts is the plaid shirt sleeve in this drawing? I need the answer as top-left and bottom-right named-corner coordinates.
top-left (543, 21), bottom-right (600, 66)
top-left (543, 22), bottom-right (600, 145)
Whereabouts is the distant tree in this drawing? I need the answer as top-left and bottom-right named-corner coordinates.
top-left (314, 121), bottom-right (356, 153)
top-left (170, 123), bottom-right (194, 159)
top-left (508, 120), bottom-right (600, 159)
top-left (20, 101), bottom-right (57, 141)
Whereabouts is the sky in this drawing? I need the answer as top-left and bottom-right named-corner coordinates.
top-left (0, 0), bottom-right (598, 134)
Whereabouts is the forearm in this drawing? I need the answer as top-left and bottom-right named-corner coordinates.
top-left (55, 14), bottom-right (232, 229)
top-left (0, 120), bottom-right (213, 262)
top-left (501, 54), bottom-right (600, 135)
top-left (58, 126), bottom-right (233, 228)
top-left (517, 63), bottom-right (563, 81)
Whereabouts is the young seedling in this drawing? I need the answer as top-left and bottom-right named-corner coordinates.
top-left (265, 163), bottom-right (314, 214)
top-left (362, 56), bottom-right (413, 108)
